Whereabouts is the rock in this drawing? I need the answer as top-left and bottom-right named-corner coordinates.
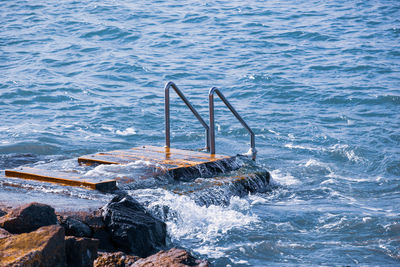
top-left (0, 225), bottom-right (66, 267)
top-left (79, 212), bottom-right (116, 251)
top-left (65, 236), bottom-right (99, 267)
top-left (132, 248), bottom-right (210, 267)
top-left (0, 204), bottom-right (11, 217)
top-left (0, 228), bottom-right (11, 239)
top-left (0, 202), bottom-right (57, 234)
top-left (94, 251), bottom-right (139, 267)
top-left (59, 216), bottom-right (92, 237)
top-left (58, 210), bottom-right (115, 251)
top-left (102, 194), bottom-right (166, 257)
top-left (0, 209), bottom-right (6, 217)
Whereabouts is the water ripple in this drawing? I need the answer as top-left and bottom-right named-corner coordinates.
top-left (1, 0), bottom-right (400, 265)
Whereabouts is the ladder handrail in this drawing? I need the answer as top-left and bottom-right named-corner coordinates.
top-left (209, 87), bottom-right (256, 160)
top-left (165, 82), bottom-right (210, 151)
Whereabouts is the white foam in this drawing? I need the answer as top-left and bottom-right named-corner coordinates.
top-left (284, 143), bottom-right (320, 151)
top-left (328, 144), bottom-right (363, 163)
top-left (249, 194), bottom-right (268, 205)
top-left (83, 160), bottom-right (154, 179)
top-left (270, 169), bottom-right (300, 186)
top-left (268, 129), bottom-right (280, 135)
top-left (326, 172), bottom-right (370, 182)
top-left (135, 189), bottom-right (258, 245)
top-left (305, 159), bottom-right (322, 167)
top-left (116, 127), bottom-right (137, 136)
top-left (304, 159), bottom-right (333, 175)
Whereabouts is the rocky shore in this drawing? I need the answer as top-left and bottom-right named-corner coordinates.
top-left (0, 194), bottom-right (210, 267)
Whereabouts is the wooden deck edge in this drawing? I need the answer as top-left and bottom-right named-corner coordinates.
top-left (77, 157), bottom-right (120, 166)
top-left (5, 170), bottom-right (117, 192)
top-left (164, 156), bottom-right (239, 180)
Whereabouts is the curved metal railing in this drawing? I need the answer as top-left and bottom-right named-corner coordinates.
top-left (165, 82), bottom-right (210, 151)
top-left (208, 87), bottom-right (256, 160)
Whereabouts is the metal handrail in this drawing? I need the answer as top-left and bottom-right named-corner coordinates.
top-left (209, 87), bottom-right (256, 160)
top-left (165, 82), bottom-right (210, 151)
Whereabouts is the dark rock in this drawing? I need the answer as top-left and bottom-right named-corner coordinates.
top-left (132, 248), bottom-right (210, 267)
top-left (65, 236), bottom-right (99, 267)
top-left (0, 228), bottom-right (11, 239)
top-left (77, 212), bottom-right (115, 251)
top-left (58, 210), bottom-right (115, 251)
top-left (0, 202), bottom-right (57, 234)
top-left (0, 209), bottom-right (6, 217)
top-left (94, 251), bottom-right (139, 267)
top-left (60, 216), bottom-right (92, 237)
top-left (0, 225), bottom-right (66, 267)
top-left (91, 226), bottom-right (115, 252)
top-left (102, 194), bottom-right (167, 257)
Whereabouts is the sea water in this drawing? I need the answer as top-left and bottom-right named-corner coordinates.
top-left (1, 0), bottom-right (399, 265)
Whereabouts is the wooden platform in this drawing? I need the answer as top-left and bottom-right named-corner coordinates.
top-left (5, 146), bottom-right (236, 190)
top-left (4, 167), bottom-right (117, 191)
top-left (78, 145), bottom-right (235, 180)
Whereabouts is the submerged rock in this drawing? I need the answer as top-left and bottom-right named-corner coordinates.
top-left (0, 225), bottom-right (66, 267)
top-left (0, 202), bottom-right (57, 234)
top-left (65, 236), bottom-right (99, 267)
top-left (131, 248), bottom-right (210, 267)
top-left (94, 251), bottom-right (139, 267)
top-left (102, 194), bottom-right (167, 257)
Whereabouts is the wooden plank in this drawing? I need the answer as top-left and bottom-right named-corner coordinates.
top-left (78, 146), bottom-right (232, 170)
top-left (106, 149), bottom-right (211, 163)
top-left (133, 145), bottom-right (230, 160)
top-left (5, 167), bottom-right (116, 191)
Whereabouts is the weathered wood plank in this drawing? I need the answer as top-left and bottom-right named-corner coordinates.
top-left (5, 167), bottom-right (117, 191)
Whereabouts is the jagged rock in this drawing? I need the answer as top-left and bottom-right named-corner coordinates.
top-left (58, 210), bottom-right (115, 251)
top-left (132, 248), bottom-right (210, 267)
top-left (79, 212), bottom-right (116, 251)
top-left (0, 225), bottom-right (66, 267)
top-left (59, 216), bottom-right (92, 237)
top-left (0, 202), bottom-right (57, 234)
top-left (102, 194), bottom-right (166, 257)
top-left (0, 209), bottom-right (6, 217)
top-left (65, 236), bottom-right (99, 267)
top-left (0, 204), bottom-right (11, 217)
top-left (94, 251), bottom-right (139, 267)
top-left (0, 228), bottom-right (11, 239)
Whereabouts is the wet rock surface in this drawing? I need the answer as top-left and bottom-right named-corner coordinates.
top-left (0, 209), bottom-right (6, 217)
top-left (0, 228), bottom-right (11, 239)
top-left (131, 248), bottom-right (210, 267)
top-left (0, 202), bottom-right (57, 234)
top-left (0, 198), bottom-right (211, 266)
top-left (59, 216), bottom-right (92, 237)
top-left (65, 236), bottom-right (99, 267)
top-left (94, 251), bottom-right (140, 267)
top-left (102, 194), bottom-right (167, 257)
top-left (0, 225), bottom-right (66, 267)
top-left (58, 210), bottom-right (115, 251)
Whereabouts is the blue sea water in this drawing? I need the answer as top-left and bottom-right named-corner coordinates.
top-left (1, 0), bottom-right (399, 265)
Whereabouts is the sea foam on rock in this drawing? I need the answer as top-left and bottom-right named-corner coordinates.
top-left (0, 195), bottom-right (208, 266)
